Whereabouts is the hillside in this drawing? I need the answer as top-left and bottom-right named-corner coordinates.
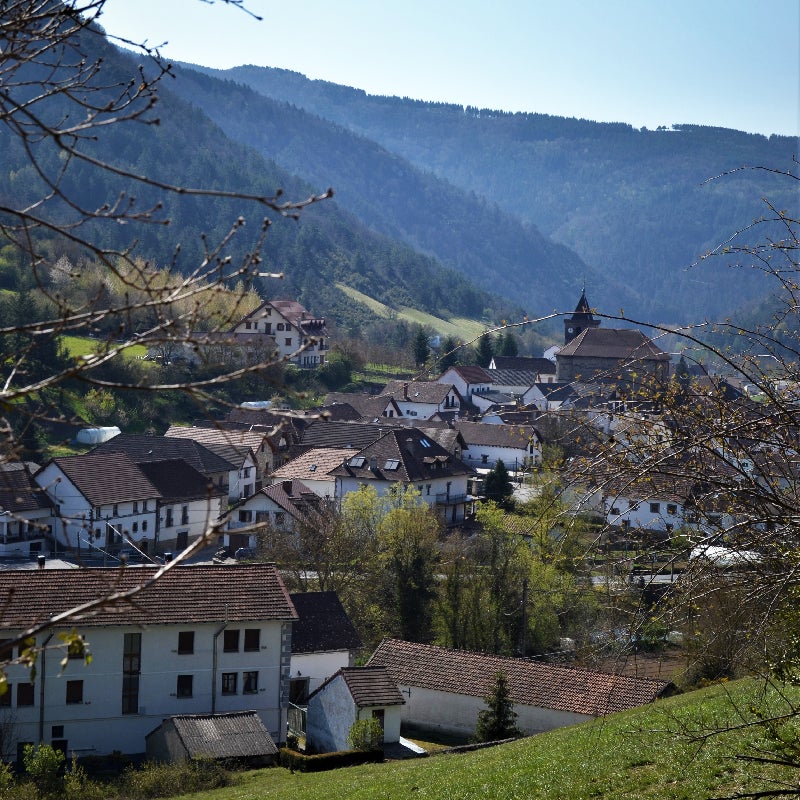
top-left (162, 678), bottom-right (799, 800)
top-left (192, 64), bottom-right (798, 325)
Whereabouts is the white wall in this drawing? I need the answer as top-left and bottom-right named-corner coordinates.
top-left (291, 651), bottom-right (350, 695)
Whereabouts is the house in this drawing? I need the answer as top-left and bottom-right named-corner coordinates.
top-left (165, 425), bottom-right (259, 500)
top-left (0, 463), bottom-right (54, 558)
top-left (305, 666), bottom-right (404, 753)
top-left (436, 365), bottom-right (493, 407)
top-left (34, 452), bottom-right (224, 557)
top-left (322, 393), bottom-right (403, 420)
top-left (222, 479), bottom-right (325, 551)
top-left (380, 380), bottom-right (463, 420)
top-left (329, 428), bottom-right (475, 525)
top-left (232, 299), bottom-right (329, 367)
top-left (145, 711), bottom-right (278, 766)
top-left (289, 591), bottom-right (363, 704)
top-left (489, 356), bottom-right (558, 383)
top-left (453, 420), bottom-right (541, 472)
top-left (0, 564), bottom-right (297, 762)
top-left (269, 448), bottom-right (355, 498)
top-left (368, 639), bottom-right (671, 738)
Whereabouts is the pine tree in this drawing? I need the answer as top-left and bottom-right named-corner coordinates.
top-left (484, 459), bottom-right (514, 505)
top-left (474, 332), bottom-right (494, 367)
top-left (412, 327), bottom-right (431, 367)
top-left (472, 671), bottom-right (521, 742)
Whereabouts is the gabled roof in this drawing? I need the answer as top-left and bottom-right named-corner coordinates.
top-left (369, 639), bottom-right (670, 717)
top-left (137, 459), bottom-right (223, 503)
top-left (557, 328), bottom-right (670, 361)
top-left (0, 463), bottom-right (53, 513)
top-left (42, 452), bottom-right (161, 507)
top-left (0, 564), bottom-right (297, 629)
top-left (290, 591), bottom-right (362, 654)
top-left (165, 426), bottom-right (259, 467)
top-left (240, 299), bottom-right (326, 334)
top-left (381, 380), bottom-right (461, 405)
top-left (322, 393), bottom-right (402, 420)
top-left (92, 434), bottom-right (235, 474)
top-left (490, 357), bottom-right (557, 374)
top-left (329, 428), bottom-right (474, 483)
top-left (440, 365), bottom-right (492, 384)
top-left (300, 420), bottom-right (398, 450)
top-left (454, 420), bottom-right (539, 448)
top-left (487, 368), bottom-right (542, 388)
top-left (310, 666), bottom-right (404, 708)
top-left (270, 448), bottom-right (355, 482)
top-left (148, 711), bottom-right (278, 759)
top-left (237, 479), bottom-right (323, 521)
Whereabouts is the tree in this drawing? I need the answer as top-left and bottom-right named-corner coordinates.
top-left (474, 331), bottom-right (495, 367)
top-left (496, 330), bottom-right (519, 357)
top-left (411, 326), bottom-right (431, 367)
top-left (484, 459), bottom-right (514, 506)
top-left (0, 1), bottom-right (329, 677)
top-left (471, 672), bottom-right (521, 742)
top-left (438, 334), bottom-right (462, 370)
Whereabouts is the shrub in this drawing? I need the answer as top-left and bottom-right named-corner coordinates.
top-left (279, 748), bottom-right (383, 773)
top-left (22, 744), bottom-right (64, 797)
top-left (347, 718), bottom-right (384, 752)
top-left (118, 758), bottom-right (231, 799)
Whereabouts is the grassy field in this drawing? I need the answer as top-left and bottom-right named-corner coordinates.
top-left (62, 335), bottom-right (148, 361)
top-left (336, 283), bottom-right (486, 342)
top-left (161, 678), bottom-right (800, 800)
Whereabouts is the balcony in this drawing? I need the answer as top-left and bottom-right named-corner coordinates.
top-left (434, 493), bottom-right (468, 506)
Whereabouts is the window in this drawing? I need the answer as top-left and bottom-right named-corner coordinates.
top-left (66, 680), bottom-right (83, 704)
top-left (122, 633), bottom-right (141, 715)
top-left (277, 323), bottom-right (284, 331)
top-left (51, 725), bottom-right (64, 739)
top-left (112, 504), bottom-right (118, 516)
top-left (223, 630), bottom-right (240, 653)
top-left (176, 675), bottom-right (193, 698)
top-left (666, 504), bottom-right (678, 516)
top-left (426, 485), bottom-right (431, 496)
top-left (177, 631), bottom-right (194, 655)
top-left (132, 522), bottom-right (138, 533)
top-left (289, 677), bottom-right (309, 705)
top-left (649, 503), bottom-right (661, 514)
top-left (274, 512), bottom-right (285, 527)
top-left (221, 672), bottom-right (237, 695)
top-left (255, 511), bottom-right (269, 524)
top-left (133, 501), bottom-right (138, 513)
top-left (238, 510), bottom-right (252, 524)
top-left (243, 629), bottom-right (260, 652)
top-left (243, 671), bottom-right (258, 694)
top-left (181, 505), bottom-right (189, 525)
top-left (142, 500), bottom-right (148, 512)
top-left (67, 634), bottom-right (85, 659)
top-left (142, 520), bottom-right (148, 532)
top-left (481, 454), bottom-right (489, 464)
top-left (610, 507), bottom-right (620, 516)
top-left (17, 683), bottom-right (34, 706)
top-left (285, 338), bottom-right (292, 346)
top-left (165, 508), bottom-right (174, 528)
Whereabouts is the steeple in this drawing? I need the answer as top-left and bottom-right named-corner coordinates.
top-left (564, 287), bottom-right (600, 344)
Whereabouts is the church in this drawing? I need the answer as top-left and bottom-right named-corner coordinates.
top-left (555, 290), bottom-right (671, 391)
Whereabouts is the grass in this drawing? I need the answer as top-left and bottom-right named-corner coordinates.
top-left (156, 678), bottom-right (800, 800)
top-left (62, 335), bottom-right (148, 361)
top-left (336, 283), bottom-right (486, 342)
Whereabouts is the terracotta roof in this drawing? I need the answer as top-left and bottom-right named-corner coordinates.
top-left (270, 448), bottom-right (354, 482)
top-left (441, 365), bottom-right (492, 384)
top-left (92, 434), bottom-right (235, 475)
top-left (322, 393), bottom-right (401, 420)
top-left (329, 429), bottom-right (474, 483)
top-left (491, 356), bottom-right (556, 374)
top-left (290, 591), bottom-right (362, 654)
top-left (0, 463), bottom-right (53, 513)
top-left (557, 328), bottom-right (669, 361)
top-left (0, 564), bottom-right (297, 629)
top-left (245, 479), bottom-right (323, 521)
top-left (300, 420), bottom-right (401, 450)
top-left (150, 711), bottom-right (278, 759)
top-left (311, 666), bottom-right (404, 708)
top-left (381, 380), bottom-right (460, 405)
top-left (43, 452), bottom-right (161, 507)
top-left (241, 299), bottom-right (326, 335)
top-left (165, 426), bottom-right (260, 467)
top-left (137, 460), bottom-right (223, 503)
top-left (368, 639), bottom-right (669, 717)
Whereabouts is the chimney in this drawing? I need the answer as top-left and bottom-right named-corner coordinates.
top-left (403, 382), bottom-right (409, 400)
top-left (370, 456), bottom-right (378, 472)
top-left (406, 437), bottom-right (415, 457)
top-left (37, 554), bottom-right (46, 570)
top-left (282, 480), bottom-right (293, 495)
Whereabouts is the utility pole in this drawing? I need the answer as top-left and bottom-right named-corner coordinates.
top-left (520, 577), bottom-right (528, 656)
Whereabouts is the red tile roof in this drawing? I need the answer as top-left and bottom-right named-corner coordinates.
top-left (368, 639), bottom-right (669, 717)
top-left (0, 564), bottom-right (297, 630)
top-left (310, 666), bottom-right (404, 708)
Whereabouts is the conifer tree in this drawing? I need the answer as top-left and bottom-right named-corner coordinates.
top-left (472, 671), bottom-right (521, 742)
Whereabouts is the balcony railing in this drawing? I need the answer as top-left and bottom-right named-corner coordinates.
top-left (434, 493), bottom-right (468, 506)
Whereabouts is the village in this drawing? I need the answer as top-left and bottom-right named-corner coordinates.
top-left (0, 286), bottom-right (783, 767)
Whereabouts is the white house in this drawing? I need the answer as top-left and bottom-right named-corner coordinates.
top-left (436, 365), bottom-right (493, 406)
top-left (0, 564), bottom-right (297, 762)
top-left (454, 420), bottom-right (541, 472)
top-left (0, 463), bottom-right (54, 558)
top-left (269, 448), bottom-right (356, 499)
top-left (380, 380), bottom-right (463, 421)
top-left (368, 639), bottom-right (671, 739)
top-left (330, 428), bottom-right (475, 526)
top-left (305, 666), bottom-right (404, 753)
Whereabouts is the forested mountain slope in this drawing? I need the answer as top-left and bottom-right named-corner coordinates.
top-left (167, 65), bottom-right (620, 317)
top-left (194, 64), bottom-right (798, 324)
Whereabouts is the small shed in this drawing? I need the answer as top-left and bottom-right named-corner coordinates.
top-left (306, 666), bottom-right (404, 754)
top-left (146, 711), bottom-right (278, 766)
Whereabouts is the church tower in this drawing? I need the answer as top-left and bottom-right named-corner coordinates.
top-left (564, 288), bottom-right (600, 345)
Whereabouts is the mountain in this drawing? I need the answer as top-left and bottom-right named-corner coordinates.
top-left (166, 65), bottom-right (620, 318)
top-left (0, 30), bottom-right (517, 336)
top-left (189, 64), bottom-right (798, 325)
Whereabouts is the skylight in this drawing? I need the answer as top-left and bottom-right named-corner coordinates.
top-left (384, 459), bottom-right (400, 470)
top-left (349, 456), bottom-right (366, 468)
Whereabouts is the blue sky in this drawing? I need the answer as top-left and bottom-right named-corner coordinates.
top-left (99, 0), bottom-right (800, 137)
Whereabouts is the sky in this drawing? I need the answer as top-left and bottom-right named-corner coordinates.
top-left (98, 0), bottom-right (800, 138)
